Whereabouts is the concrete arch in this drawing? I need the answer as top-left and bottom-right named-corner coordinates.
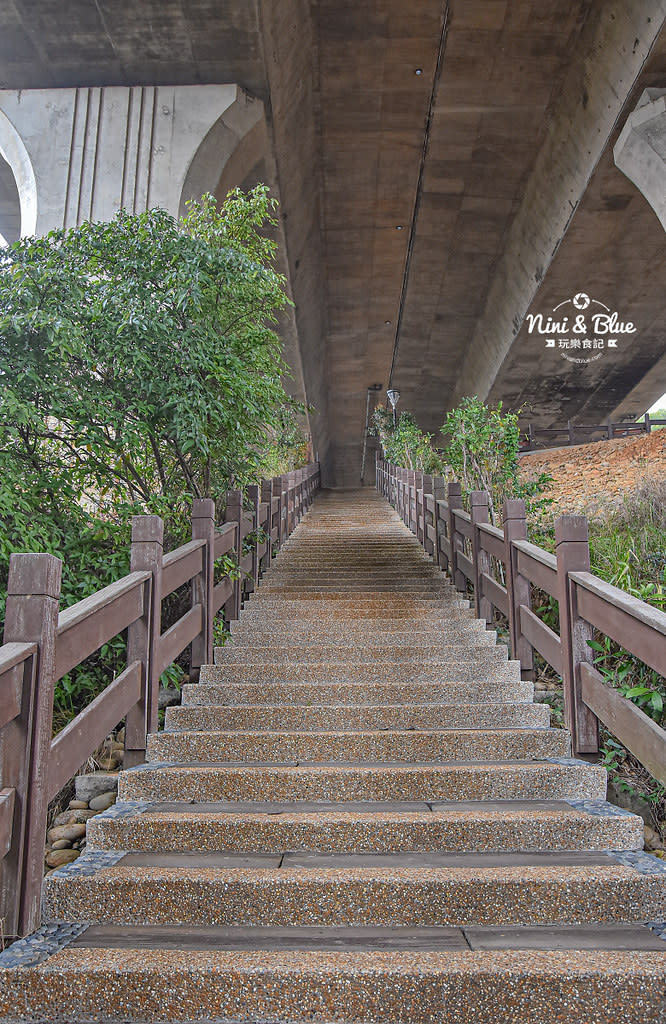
top-left (0, 109), bottom-right (37, 238)
top-left (614, 89), bottom-right (666, 233)
top-left (179, 90), bottom-right (266, 215)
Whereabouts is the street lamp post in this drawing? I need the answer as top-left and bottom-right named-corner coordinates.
top-left (387, 388), bottom-right (400, 427)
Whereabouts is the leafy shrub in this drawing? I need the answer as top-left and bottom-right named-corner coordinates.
top-left (370, 407), bottom-right (446, 474)
top-left (442, 396), bottom-right (552, 524)
top-left (0, 187), bottom-right (309, 729)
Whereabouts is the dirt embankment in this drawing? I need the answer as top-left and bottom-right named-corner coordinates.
top-left (519, 430), bottom-right (666, 517)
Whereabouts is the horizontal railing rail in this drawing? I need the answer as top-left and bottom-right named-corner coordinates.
top-left (0, 462), bottom-right (321, 939)
top-left (522, 414), bottom-right (666, 451)
top-left (376, 455), bottom-right (666, 791)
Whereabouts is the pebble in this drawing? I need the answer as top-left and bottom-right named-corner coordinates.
top-left (53, 809), bottom-right (96, 827)
top-left (68, 799), bottom-right (89, 810)
top-left (88, 790), bottom-right (117, 812)
top-left (47, 823), bottom-right (86, 844)
top-left (45, 848), bottom-right (79, 868)
top-left (50, 839), bottom-right (72, 851)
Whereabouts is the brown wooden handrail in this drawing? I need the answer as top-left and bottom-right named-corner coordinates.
top-left (0, 461), bottom-right (321, 938)
top-left (376, 454), bottom-right (666, 787)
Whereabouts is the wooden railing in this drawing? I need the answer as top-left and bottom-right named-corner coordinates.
top-left (0, 463), bottom-right (320, 939)
top-left (376, 457), bottom-right (666, 786)
top-left (522, 414), bottom-right (666, 451)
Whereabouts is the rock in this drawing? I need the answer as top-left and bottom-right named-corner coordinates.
top-left (88, 790), bottom-right (117, 812)
top-left (96, 755), bottom-right (120, 771)
top-left (47, 823), bottom-right (86, 844)
top-left (53, 809), bottom-right (96, 827)
top-left (45, 848), bottom-right (79, 868)
top-left (115, 727), bottom-right (125, 744)
top-left (607, 781), bottom-right (654, 826)
top-left (68, 799), bottom-right (89, 810)
top-left (75, 771), bottom-right (118, 803)
top-left (644, 825), bottom-right (664, 851)
top-left (159, 683), bottom-right (181, 709)
top-left (50, 839), bottom-right (72, 851)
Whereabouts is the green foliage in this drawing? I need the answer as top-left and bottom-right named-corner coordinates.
top-left (0, 186), bottom-right (306, 726)
top-left (442, 396), bottom-right (552, 525)
top-left (370, 407), bottom-right (446, 474)
top-left (588, 637), bottom-right (664, 724)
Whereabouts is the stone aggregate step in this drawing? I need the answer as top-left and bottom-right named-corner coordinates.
top-left (187, 679), bottom-right (536, 706)
top-left (221, 628), bottom-right (499, 649)
top-left (118, 760), bottom-right (606, 803)
top-left (215, 638), bottom-right (502, 661)
top-left (199, 660), bottom-right (521, 684)
top-left (87, 798), bottom-right (644, 854)
top-left (165, 701), bottom-right (551, 732)
top-left (228, 618), bottom-right (488, 639)
top-left (145, 727), bottom-right (570, 763)
top-left (42, 854), bottom-right (666, 927)
top-left (238, 606), bottom-right (475, 620)
top-left (2, 944), bottom-right (665, 1023)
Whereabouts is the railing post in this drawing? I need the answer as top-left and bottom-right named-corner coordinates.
top-left (415, 472), bottom-right (424, 546)
top-left (422, 474), bottom-right (434, 556)
top-left (191, 499), bottom-right (215, 676)
top-left (125, 515), bottom-right (163, 768)
top-left (3, 552), bottom-right (61, 936)
top-left (433, 476), bottom-right (448, 572)
top-left (503, 499), bottom-right (534, 682)
top-left (224, 489), bottom-right (243, 621)
top-left (471, 490), bottom-right (492, 623)
top-left (247, 485), bottom-right (261, 592)
top-left (272, 475), bottom-right (284, 548)
top-left (447, 482), bottom-right (465, 592)
top-left (555, 515), bottom-right (600, 756)
top-left (261, 479), bottom-right (273, 570)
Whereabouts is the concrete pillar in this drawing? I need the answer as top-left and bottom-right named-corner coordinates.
top-left (0, 84), bottom-right (262, 237)
top-left (614, 89), bottom-right (666, 233)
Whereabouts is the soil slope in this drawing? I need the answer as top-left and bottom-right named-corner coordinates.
top-left (519, 429), bottom-right (666, 517)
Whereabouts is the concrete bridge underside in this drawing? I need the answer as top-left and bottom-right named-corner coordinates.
top-left (1, 0), bottom-right (665, 485)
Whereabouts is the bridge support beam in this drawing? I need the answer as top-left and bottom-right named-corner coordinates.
top-left (614, 89), bottom-right (666, 233)
top-left (0, 84), bottom-right (263, 236)
top-left (450, 0), bottom-right (666, 409)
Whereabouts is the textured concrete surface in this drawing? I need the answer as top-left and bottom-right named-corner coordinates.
top-left (118, 761), bottom-right (608, 804)
top-left (1, 948), bottom-right (665, 1023)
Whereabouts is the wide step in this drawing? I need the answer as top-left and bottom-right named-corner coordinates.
top-left (145, 727), bottom-right (569, 762)
top-left (87, 799), bottom-right (643, 854)
top-left (119, 760), bottom-right (605, 803)
top-left (2, 942), bottom-right (665, 1023)
top-left (42, 851), bottom-right (666, 926)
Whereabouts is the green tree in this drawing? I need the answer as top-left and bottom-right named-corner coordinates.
top-left (370, 407), bottom-right (445, 474)
top-left (0, 187), bottom-right (306, 722)
top-left (442, 396), bottom-right (551, 524)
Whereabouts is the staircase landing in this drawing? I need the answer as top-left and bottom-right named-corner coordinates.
top-left (1, 490), bottom-right (665, 1022)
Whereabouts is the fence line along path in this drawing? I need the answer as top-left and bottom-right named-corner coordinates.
top-left (0, 489), bottom-right (665, 1023)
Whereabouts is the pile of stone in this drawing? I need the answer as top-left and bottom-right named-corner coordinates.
top-left (44, 770), bottom-right (119, 874)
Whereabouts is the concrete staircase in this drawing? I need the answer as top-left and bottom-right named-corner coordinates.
top-left (1, 490), bottom-right (665, 1022)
